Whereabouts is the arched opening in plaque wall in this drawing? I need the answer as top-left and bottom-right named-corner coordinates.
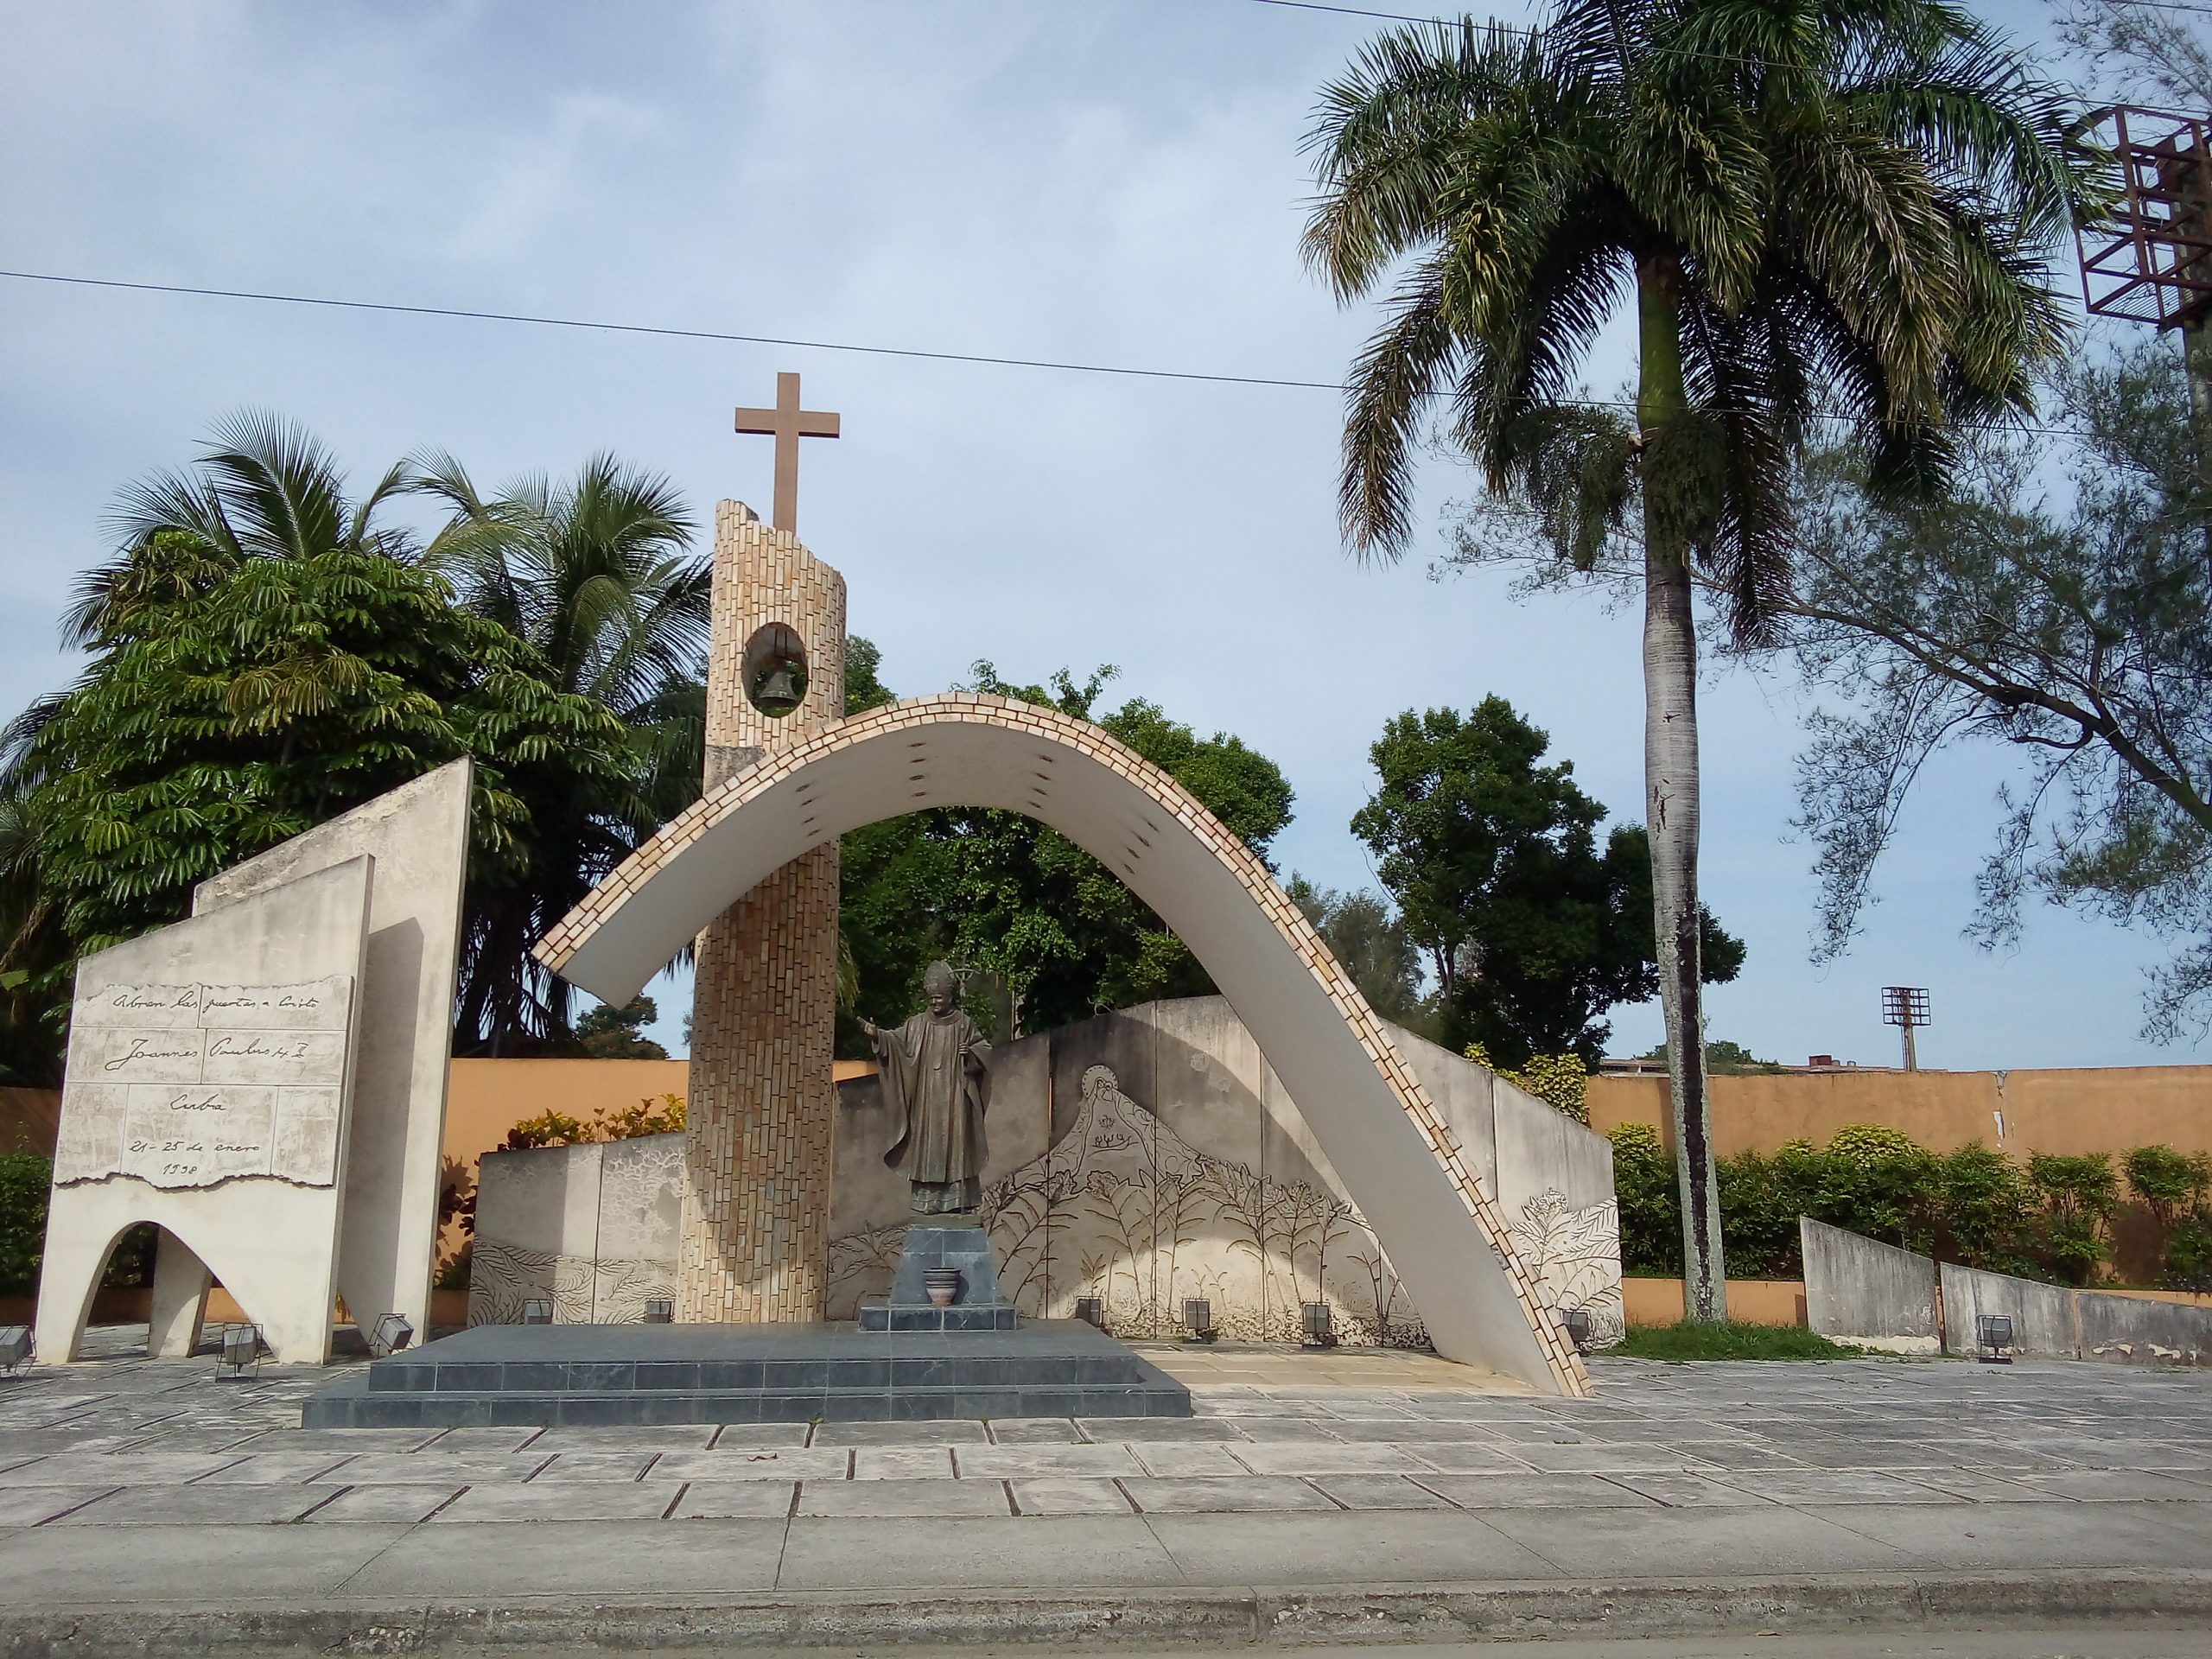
top-left (536, 694), bottom-right (1590, 1397)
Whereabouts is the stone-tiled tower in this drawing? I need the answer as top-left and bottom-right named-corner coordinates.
top-left (677, 499), bottom-right (846, 1322)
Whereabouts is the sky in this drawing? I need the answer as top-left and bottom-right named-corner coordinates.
top-left (0, 0), bottom-right (2188, 1071)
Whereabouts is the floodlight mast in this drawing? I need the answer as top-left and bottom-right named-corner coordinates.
top-left (1881, 986), bottom-right (1931, 1071)
top-left (2076, 105), bottom-right (2212, 571)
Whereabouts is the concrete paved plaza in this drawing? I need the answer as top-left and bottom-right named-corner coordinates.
top-left (0, 1329), bottom-right (2207, 1651)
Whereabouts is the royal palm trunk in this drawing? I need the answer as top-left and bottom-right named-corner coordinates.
top-left (1637, 256), bottom-right (1727, 1323)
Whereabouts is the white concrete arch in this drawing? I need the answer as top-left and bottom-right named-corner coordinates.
top-left (536, 694), bottom-right (1588, 1395)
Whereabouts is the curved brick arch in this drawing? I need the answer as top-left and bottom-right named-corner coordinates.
top-left (536, 694), bottom-right (1589, 1396)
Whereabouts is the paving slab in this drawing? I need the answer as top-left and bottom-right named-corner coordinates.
top-left (796, 1476), bottom-right (1011, 1516)
top-left (1600, 1471), bottom-right (1779, 1507)
top-left (306, 1451), bottom-right (550, 1484)
top-left (777, 1513), bottom-right (1184, 1590)
top-left (1128, 1443), bottom-right (1251, 1478)
top-left (1809, 1498), bottom-right (2212, 1570)
top-left (299, 1483), bottom-right (461, 1522)
top-left (982, 1417), bottom-right (1084, 1444)
top-left (1993, 1470), bottom-right (2212, 1502)
top-left (1145, 1507), bottom-right (1559, 1584)
top-left (1307, 1472), bottom-right (1456, 1510)
top-left (51, 1484), bottom-right (335, 1525)
top-left (0, 1452), bottom-right (245, 1485)
top-left (954, 1443), bottom-right (1146, 1478)
top-left (1404, 1442), bottom-right (1543, 1473)
top-left (653, 1446), bottom-right (849, 1482)
top-left (0, 1519), bottom-right (410, 1601)
top-left (527, 1425), bottom-right (718, 1452)
top-left (1226, 1441), bottom-right (1428, 1475)
top-left (0, 1484), bottom-right (117, 1526)
top-left (429, 1481), bottom-right (683, 1522)
top-left (342, 1517), bottom-right (786, 1596)
top-left (810, 1419), bottom-right (991, 1446)
top-left (851, 1446), bottom-right (955, 1480)
top-left (668, 1480), bottom-right (798, 1518)
top-left (1482, 1500), bottom-right (1928, 1577)
top-left (1122, 1476), bottom-right (1337, 1513)
top-left (527, 1450), bottom-right (659, 1482)
top-left (1008, 1476), bottom-right (1135, 1514)
top-left (1413, 1472), bottom-right (1659, 1510)
top-left (1707, 1467), bottom-right (1961, 1505)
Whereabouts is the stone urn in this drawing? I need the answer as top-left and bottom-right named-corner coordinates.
top-left (923, 1267), bottom-right (963, 1308)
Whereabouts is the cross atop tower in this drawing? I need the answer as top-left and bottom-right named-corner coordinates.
top-left (734, 371), bottom-right (841, 536)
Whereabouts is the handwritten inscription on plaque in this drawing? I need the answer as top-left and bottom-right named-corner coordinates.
top-left (54, 977), bottom-right (353, 1190)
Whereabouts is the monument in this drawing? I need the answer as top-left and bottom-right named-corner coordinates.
top-left (302, 368), bottom-right (1588, 1423)
top-left (35, 760), bottom-right (472, 1366)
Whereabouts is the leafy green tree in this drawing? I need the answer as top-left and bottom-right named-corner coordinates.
top-left (1286, 876), bottom-right (1433, 1033)
top-left (1787, 344), bottom-right (2212, 1039)
top-left (0, 1150), bottom-right (49, 1295)
top-left (1353, 698), bottom-right (1741, 1066)
top-left (1, 417), bottom-right (643, 1057)
top-left (1642, 1038), bottom-right (1783, 1075)
top-left (835, 650), bottom-right (1294, 1050)
top-left (574, 995), bottom-right (670, 1059)
top-left (411, 454), bottom-right (709, 1048)
top-left (1306, 0), bottom-right (2094, 1321)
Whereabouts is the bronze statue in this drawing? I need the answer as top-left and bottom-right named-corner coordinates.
top-left (861, 961), bottom-right (992, 1214)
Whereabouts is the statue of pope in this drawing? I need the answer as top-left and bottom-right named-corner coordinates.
top-left (861, 960), bottom-right (992, 1215)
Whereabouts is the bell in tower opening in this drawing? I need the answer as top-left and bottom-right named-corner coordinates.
top-left (742, 621), bottom-right (809, 717)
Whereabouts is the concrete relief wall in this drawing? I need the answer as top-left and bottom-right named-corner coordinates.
top-left (829, 997), bottom-right (1622, 1346)
top-left (467, 1136), bottom-right (683, 1326)
top-left (470, 996), bottom-right (1624, 1352)
top-left (1938, 1261), bottom-right (2081, 1360)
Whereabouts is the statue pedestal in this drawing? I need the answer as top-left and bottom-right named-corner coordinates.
top-left (858, 1221), bottom-right (1017, 1332)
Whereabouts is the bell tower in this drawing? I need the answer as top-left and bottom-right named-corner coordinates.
top-left (677, 479), bottom-right (847, 1317)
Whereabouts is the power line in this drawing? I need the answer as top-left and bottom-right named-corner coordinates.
top-left (0, 264), bottom-right (2125, 443)
top-left (0, 267), bottom-right (1345, 393)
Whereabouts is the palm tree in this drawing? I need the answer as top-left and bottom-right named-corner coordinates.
top-left (412, 454), bottom-right (708, 1052)
top-left (1305, 0), bottom-right (2096, 1319)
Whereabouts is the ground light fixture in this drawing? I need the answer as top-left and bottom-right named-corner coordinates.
top-left (1975, 1313), bottom-right (2015, 1364)
top-left (1074, 1296), bottom-right (1105, 1331)
top-left (521, 1300), bottom-right (554, 1325)
top-left (1301, 1302), bottom-right (1338, 1349)
top-left (1183, 1298), bottom-right (1217, 1344)
top-left (216, 1323), bottom-right (264, 1381)
top-left (643, 1299), bottom-right (674, 1324)
top-left (369, 1313), bottom-right (413, 1357)
top-left (1560, 1307), bottom-right (1592, 1355)
top-left (0, 1325), bottom-right (30, 1376)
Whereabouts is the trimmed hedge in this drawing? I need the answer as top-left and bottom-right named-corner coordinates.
top-left (1607, 1123), bottom-right (2212, 1290)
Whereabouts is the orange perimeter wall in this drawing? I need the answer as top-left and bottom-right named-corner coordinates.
top-left (1586, 1065), bottom-right (2212, 1160)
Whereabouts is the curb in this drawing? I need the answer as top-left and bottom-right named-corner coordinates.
top-left (2, 1570), bottom-right (2209, 1655)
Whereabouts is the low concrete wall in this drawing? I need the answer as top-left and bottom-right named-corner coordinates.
top-left (1938, 1261), bottom-right (2079, 1359)
top-left (2075, 1291), bottom-right (2212, 1365)
top-left (1800, 1218), bottom-right (1940, 1353)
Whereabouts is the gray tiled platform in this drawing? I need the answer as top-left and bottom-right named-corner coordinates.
top-left (0, 1326), bottom-right (2206, 1640)
top-left (298, 1319), bottom-right (1191, 1426)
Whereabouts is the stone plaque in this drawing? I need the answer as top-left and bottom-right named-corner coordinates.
top-left (54, 976), bottom-right (354, 1190)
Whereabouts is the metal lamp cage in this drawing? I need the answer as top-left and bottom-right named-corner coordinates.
top-left (1975, 1313), bottom-right (2016, 1364)
top-left (216, 1323), bottom-right (264, 1381)
top-left (1074, 1295), bottom-right (1106, 1331)
top-left (369, 1313), bottom-right (414, 1357)
top-left (643, 1299), bottom-right (675, 1325)
top-left (1300, 1301), bottom-right (1338, 1348)
top-left (1182, 1298), bottom-right (1217, 1343)
top-left (0, 1325), bottom-right (31, 1376)
top-left (521, 1300), bottom-right (555, 1326)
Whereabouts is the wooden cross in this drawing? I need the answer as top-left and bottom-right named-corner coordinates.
top-left (734, 371), bottom-right (841, 535)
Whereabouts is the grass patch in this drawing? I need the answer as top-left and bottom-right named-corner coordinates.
top-left (1613, 1320), bottom-right (1862, 1362)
